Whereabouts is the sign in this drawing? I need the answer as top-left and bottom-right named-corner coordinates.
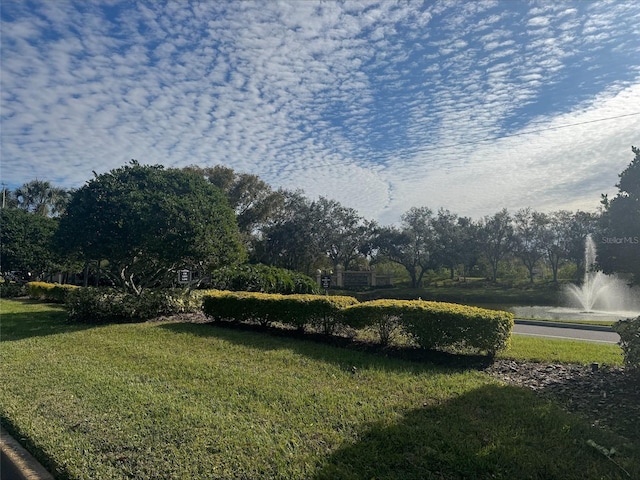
top-left (320, 274), bottom-right (331, 289)
top-left (178, 269), bottom-right (191, 283)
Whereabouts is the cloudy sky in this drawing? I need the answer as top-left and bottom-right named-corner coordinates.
top-left (1, 0), bottom-right (639, 225)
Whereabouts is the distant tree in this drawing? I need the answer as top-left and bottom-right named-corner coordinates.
top-left (14, 180), bottom-right (71, 217)
top-left (430, 209), bottom-right (460, 279)
top-left (0, 208), bottom-right (59, 276)
top-left (566, 210), bottom-right (600, 281)
top-left (479, 209), bottom-right (514, 282)
top-left (513, 208), bottom-right (547, 284)
top-left (431, 209), bottom-right (478, 280)
top-left (375, 207), bottom-right (435, 288)
top-left (314, 197), bottom-right (377, 271)
top-left (457, 217), bottom-right (481, 281)
top-left (599, 146), bottom-right (640, 284)
top-left (55, 161), bottom-right (246, 294)
top-left (539, 210), bottom-right (569, 283)
top-left (253, 190), bottom-right (321, 274)
top-left (184, 165), bottom-right (284, 245)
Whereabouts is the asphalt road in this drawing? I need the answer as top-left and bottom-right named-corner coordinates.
top-left (513, 321), bottom-right (620, 344)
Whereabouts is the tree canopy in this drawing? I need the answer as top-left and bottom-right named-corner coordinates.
top-left (0, 208), bottom-right (59, 275)
top-left (14, 179), bottom-right (71, 217)
top-left (599, 146), bottom-right (640, 284)
top-left (375, 207), bottom-right (436, 288)
top-left (55, 161), bottom-right (246, 294)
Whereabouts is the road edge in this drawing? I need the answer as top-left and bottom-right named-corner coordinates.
top-left (514, 319), bottom-right (614, 332)
top-left (1, 426), bottom-right (54, 480)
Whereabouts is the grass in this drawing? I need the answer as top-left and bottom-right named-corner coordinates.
top-left (1, 298), bottom-right (637, 479)
top-left (498, 335), bottom-right (623, 365)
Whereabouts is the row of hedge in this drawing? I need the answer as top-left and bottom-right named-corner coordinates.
top-left (23, 282), bottom-right (514, 355)
top-left (203, 291), bottom-right (358, 335)
top-left (25, 281), bottom-right (80, 303)
top-left (18, 281), bottom-right (640, 364)
top-left (202, 291), bottom-right (514, 354)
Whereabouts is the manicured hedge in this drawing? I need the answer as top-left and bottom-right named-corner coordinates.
top-left (344, 299), bottom-right (513, 354)
top-left (342, 300), bottom-right (403, 345)
top-left (202, 291), bottom-right (358, 333)
top-left (402, 300), bottom-right (513, 354)
top-left (279, 294), bottom-right (359, 334)
top-left (32, 280), bottom-right (512, 356)
top-left (26, 281), bottom-right (79, 303)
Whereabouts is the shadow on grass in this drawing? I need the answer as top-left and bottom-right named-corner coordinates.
top-left (0, 298), bottom-right (93, 341)
top-left (312, 383), bottom-right (640, 480)
top-left (159, 320), bottom-right (495, 374)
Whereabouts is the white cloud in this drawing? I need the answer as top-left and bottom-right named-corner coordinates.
top-left (1, 0), bottom-right (638, 226)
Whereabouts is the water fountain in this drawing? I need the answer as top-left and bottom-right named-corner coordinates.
top-left (564, 235), bottom-right (639, 314)
top-left (512, 235), bottom-right (640, 322)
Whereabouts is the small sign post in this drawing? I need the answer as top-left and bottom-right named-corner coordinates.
top-left (178, 269), bottom-right (191, 284)
top-left (320, 274), bottom-right (331, 294)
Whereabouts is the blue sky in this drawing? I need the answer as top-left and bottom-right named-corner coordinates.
top-left (1, 0), bottom-right (639, 224)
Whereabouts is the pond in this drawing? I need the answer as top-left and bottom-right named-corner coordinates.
top-left (508, 305), bottom-right (639, 323)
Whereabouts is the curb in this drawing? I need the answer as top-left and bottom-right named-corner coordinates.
top-left (1, 427), bottom-right (54, 480)
top-left (514, 318), bottom-right (614, 332)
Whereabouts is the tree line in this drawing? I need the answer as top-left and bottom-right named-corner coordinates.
top-left (1, 147), bottom-right (638, 291)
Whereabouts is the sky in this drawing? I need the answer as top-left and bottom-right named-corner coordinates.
top-left (1, 0), bottom-right (639, 225)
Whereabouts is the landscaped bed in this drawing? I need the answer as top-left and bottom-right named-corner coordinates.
top-left (1, 299), bottom-right (638, 479)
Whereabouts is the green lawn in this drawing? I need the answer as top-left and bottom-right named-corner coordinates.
top-left (1, 299), bottom-right (637, 479)
top-left (499, 335), bottom-right (623, 365)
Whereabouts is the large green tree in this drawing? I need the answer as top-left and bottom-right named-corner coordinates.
top-left (430, 209), bottom-right (479, 280)
top-left (0, 208), bottom-right (59, 276)
top-left (313, 197), bottom-right (376, 272)
top-left (479, 209), bottom-right (514, 282)
top-left (184, 165), bottom-right (284, 243)
top-left (374, 207), bottom-right (436, 288)
top-left (513, 208), bottom-right (547, 284)
top-left (253, 190), bottom-right (321, 274)
top-left (599, 146), bottom-right (640, 284)
top-left (55, 161), bottom-right (246, 294)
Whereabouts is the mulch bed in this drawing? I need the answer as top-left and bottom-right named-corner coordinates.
top-left (484, 360), bottom-right (640, 440)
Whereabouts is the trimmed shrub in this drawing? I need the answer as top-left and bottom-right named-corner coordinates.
top-left (345, 299), bottom-right (513, 354)
top-left (279, 294), bottom-right (359, 334)
top-left (202, 292), bottom-right (358, 333)
top-left (343, 301), bottom-right (403, 345)
top-left (65, 288), bottom-right (200, 324)
top-left (202, 290), bottom-right (277, 325)
top-left (209, 264), bottom-right (319, 294)
top-left (613, 316), bottom-right (640, 373)
top-left (403, 301), bottom-right (513, 354)
top-left (26, 281), bottom-right (79, 303)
